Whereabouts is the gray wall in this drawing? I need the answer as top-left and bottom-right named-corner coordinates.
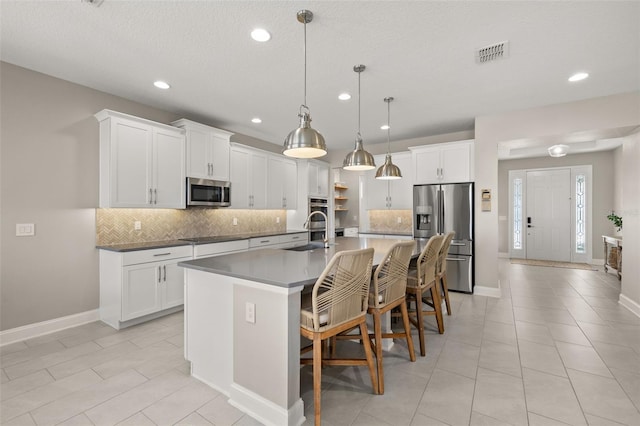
top-left (0, 62), bottom-right (277, 331)
top-left (497, 151), bottom-right (615, 258)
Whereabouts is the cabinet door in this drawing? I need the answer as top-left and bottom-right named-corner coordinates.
top-left (230, 148), bottom-right (250, 208)
top-left (210, 134), bottom-right (230, 181)
top-left (153, 128), bottom-right (185, 208)
top-left (282, 159), bottom-right (297, 209)
top-left (267, 156), bottom-right (284, 209)
top-left (440, 144), bottom-right (470, 183)
top-left (308, 162), bottom-right (319, 196)
top-left (162, 261), bottom-right (185, 309)
top-left (413, 147), bottom-right (441, 184)
top-left (317, 163), bottom-right (329, 197)
top-left (388, 153), bottom-right (413, 209)
top-left (365, 155), bottom-right (390, 210)
top-left (250, 151), bottom-right (268, 208)
top-left (185, 127), bottom-right (210, 179)
top-left (110, 118), bottom-right (153, 207)
top-left (122, 264), bottom-right (162, 321)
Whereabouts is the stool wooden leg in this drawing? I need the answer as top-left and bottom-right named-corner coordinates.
top-left (372, 310), bottom-right (384, 394)
top-left (441, 274), bottom-right (452, 316)
top-left (359, 322), bottom-right (379, 395)
top-left (313, 334), bottom-right (322, 426)
top-left (430, 285), bottom-right (445, 334)
top-left (415, 292), bottom-right (426, 356)
top-left (400, 301), bottom-right (416, 362)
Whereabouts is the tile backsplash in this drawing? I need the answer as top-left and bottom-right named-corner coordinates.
top-left (368, 210), bottom-right (413, 233)
top-left (96, 208), bottom-right (286, 246)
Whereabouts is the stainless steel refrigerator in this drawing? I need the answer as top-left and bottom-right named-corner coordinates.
top-left (413, 183), bottom-right (474, 293)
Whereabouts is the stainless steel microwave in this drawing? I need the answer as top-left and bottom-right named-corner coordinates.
top-left (186, 177), bottom-right (231, 207)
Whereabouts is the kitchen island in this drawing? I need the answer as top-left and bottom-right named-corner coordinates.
top-left (178, 236), bottom-right (423, 426)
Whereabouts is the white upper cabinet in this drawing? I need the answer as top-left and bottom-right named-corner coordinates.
top-left (95, 110), bottom-right (186, 209)
top-left (267, 155), bottom-right (298, 209)
top-left (364, 152), bottom-right (413, 210)
top-left (410, 140), bottom-right (474, 184)
top-left (230, 145), bottom-right (268, 209)
top-left (171, 119), bottom-right (232, 181)
top-left (308, 160), bottom-right (330, 198)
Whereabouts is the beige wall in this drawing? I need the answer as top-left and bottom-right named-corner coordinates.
top-left (498, 151), bottom-right (616, 258)
top-left (0, 62), bottom-right (278, 331)
top-left (620, 133), bottom-right (640, 310)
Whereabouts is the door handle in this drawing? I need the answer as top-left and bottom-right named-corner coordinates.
top-left (158, 266), bottom-right (162, 283)
top-left (163, 265), bottom-right (167, 282)
top-left (527, 225), bottom-right (533, 228)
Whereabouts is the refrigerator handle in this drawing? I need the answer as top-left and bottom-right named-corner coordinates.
top-left (440, 188), bottom-right (445, 234)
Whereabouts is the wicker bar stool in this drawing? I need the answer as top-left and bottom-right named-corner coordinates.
top-left (300, 248), bottom-right (378, 426)
top-left (406, 234), bottom-right (445, 356)
top-left (437, 232), bottom-right (455, 315)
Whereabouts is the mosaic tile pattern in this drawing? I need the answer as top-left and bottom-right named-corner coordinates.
top-left (368, 209), bottom-right (413, 233)
top-left (96, 208), bottom-right (286, 246)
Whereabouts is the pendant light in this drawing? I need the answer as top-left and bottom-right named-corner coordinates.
top-left (343, 65), bottom-right (376, 171)
top-left (283, 10), bottom-right (327, 159)
top-left (375, 97), bottom-right (402, 180)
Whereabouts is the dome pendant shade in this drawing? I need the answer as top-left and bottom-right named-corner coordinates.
top-left (376, 96), bottom-right (402, 179)
top-left (375, 154), bottom-right (402, 179)
top-left (283, 110), bottom-right (327, 158)
top-left (283, 9), bottom-right (327, 159)
top-left (343, 134), bottom-right (376, 171)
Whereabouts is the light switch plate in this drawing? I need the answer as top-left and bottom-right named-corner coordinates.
top-left (16, 223), bottom-right (35, 237)
top-left (245, 302), bottom-right (256, 323)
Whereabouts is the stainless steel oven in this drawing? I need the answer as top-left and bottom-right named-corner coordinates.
top-left (308, 197), bottom-right (328, 241)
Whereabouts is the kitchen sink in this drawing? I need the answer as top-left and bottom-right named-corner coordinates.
top-left (284, 242), bottom-right (330, 252)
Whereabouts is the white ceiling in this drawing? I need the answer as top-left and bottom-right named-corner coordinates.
top-left (2, 1), bottom-right (638, 158)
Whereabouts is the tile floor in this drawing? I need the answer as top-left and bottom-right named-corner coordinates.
top-left (2, 260), bottom-right (639, 425)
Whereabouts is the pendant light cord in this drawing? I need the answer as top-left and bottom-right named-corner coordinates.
top-left (357, 68), bottom-right (361, 135)
top-left (387, 98), bottom-right (391, 154)
top-left (303, 19), bottom-right (307, 109)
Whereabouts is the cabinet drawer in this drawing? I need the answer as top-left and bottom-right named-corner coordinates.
top-left (122, 245), bottom-right (192, 266)
top-left (279, 233), bottom-right (308, 244)
top-left (249, 236), bottom-right (279, 248)
top-left (194, 240), bottom-right (249, 258)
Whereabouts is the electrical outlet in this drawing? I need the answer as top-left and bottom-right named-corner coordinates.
top-left (245, 302), bottom-right (256, 323)
top-left (134, 221), bottom-right (142, 230)
top-left (397, 217), bottom-right (402, 224)
top-left (233, 218), bottom-right (238, 226)
top-left (276, 217), bottom-right (280, 224)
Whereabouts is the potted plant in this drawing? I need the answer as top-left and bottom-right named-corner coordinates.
top-left (607, 212), bottom-right (623, 232)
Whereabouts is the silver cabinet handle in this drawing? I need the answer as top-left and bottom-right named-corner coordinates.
top-left (149, 188), bottom-right (153, 204)
top-left (260, 240), bottom-right (271, 244)
top-left (153, 252), bottom-right (172, 257)
top-left (153, 189), bottom-right (158, 204)
top-left (158, 266), bottom-right (162, 283)
top-left (163, 265), bottom-right (167, 281)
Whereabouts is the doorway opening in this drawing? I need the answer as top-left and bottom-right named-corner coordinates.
top-left (509, 165), bottom-right (592, 263)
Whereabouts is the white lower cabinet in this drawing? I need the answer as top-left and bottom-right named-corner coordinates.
top-left (100, 245), bottom-right (192, 329)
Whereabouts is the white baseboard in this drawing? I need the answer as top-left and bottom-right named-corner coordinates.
top-left (474, 285), bottom-right (502, 298)
top-left (229, 383), bottom-right (305, 426)
top-left (0, 309), bottom-right (100, 347)
top-left (498, 252), bottom-right (509, 259)
top-left (619, 294), bottom-right (640, 318)
top-left (592, 258), bottom-right (605, 266)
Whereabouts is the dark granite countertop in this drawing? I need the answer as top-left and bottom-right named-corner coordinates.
top-left (96, 230), bottom-right (308, 252)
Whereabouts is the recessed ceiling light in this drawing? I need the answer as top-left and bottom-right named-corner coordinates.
top-left (251, 118), bottom-right (262, 124)
top-left (568, 72), bottom-right (589, 82)
top-left (380, 125), bottom-right (390, 130)
top-left (153, 81), bottom-right (170, 89)
top-left (251, 28), bottom-right (271, 42)
top-left (338, 93), bottom-right (351, 101)
top-left (548, 144), bottom-right (569, 157)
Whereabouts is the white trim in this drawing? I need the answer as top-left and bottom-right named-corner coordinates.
top-left (619, 294), bottom-right (640, 318)
top-left (229, 383), bottom-right (305, 426)
top-left (498, 252), bottom-right (509, 259)
top-left (0, 309), bottom-right (100, 347)
top-left (474, 285), bottom-right (502, 298)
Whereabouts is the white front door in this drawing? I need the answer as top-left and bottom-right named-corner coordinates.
top-left (526, 169), bottom-right (571, 261)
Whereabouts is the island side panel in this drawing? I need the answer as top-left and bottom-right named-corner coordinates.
top-left (231, 280), bottom-right (305, 425)
top-left (184, 268), bottom-right (234, 395)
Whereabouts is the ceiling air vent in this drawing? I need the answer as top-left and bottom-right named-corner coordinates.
top-left (476, 41), bottom-right (509, 64)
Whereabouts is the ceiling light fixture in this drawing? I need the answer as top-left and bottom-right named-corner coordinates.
top-left (251, 118), bottom-right (262, 124)
top-left (153, 81), bottom-right (170, 89)
top-left (283, 10), bottom-right (327, 159)
top-left (338, 93), bottom-right (351, 101)
top-left (548, 144), bottom-right (569, 157)
top-left (568, 72), bottom-right (589, 82)
top-left (376, 97), bottom-right (402, 180)
top-left (251, 28), bottom-right (271, 42)
top-left (343, 65), bottom-right (375, 171)
top-left (380, 124), bottom-right (390, 130)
